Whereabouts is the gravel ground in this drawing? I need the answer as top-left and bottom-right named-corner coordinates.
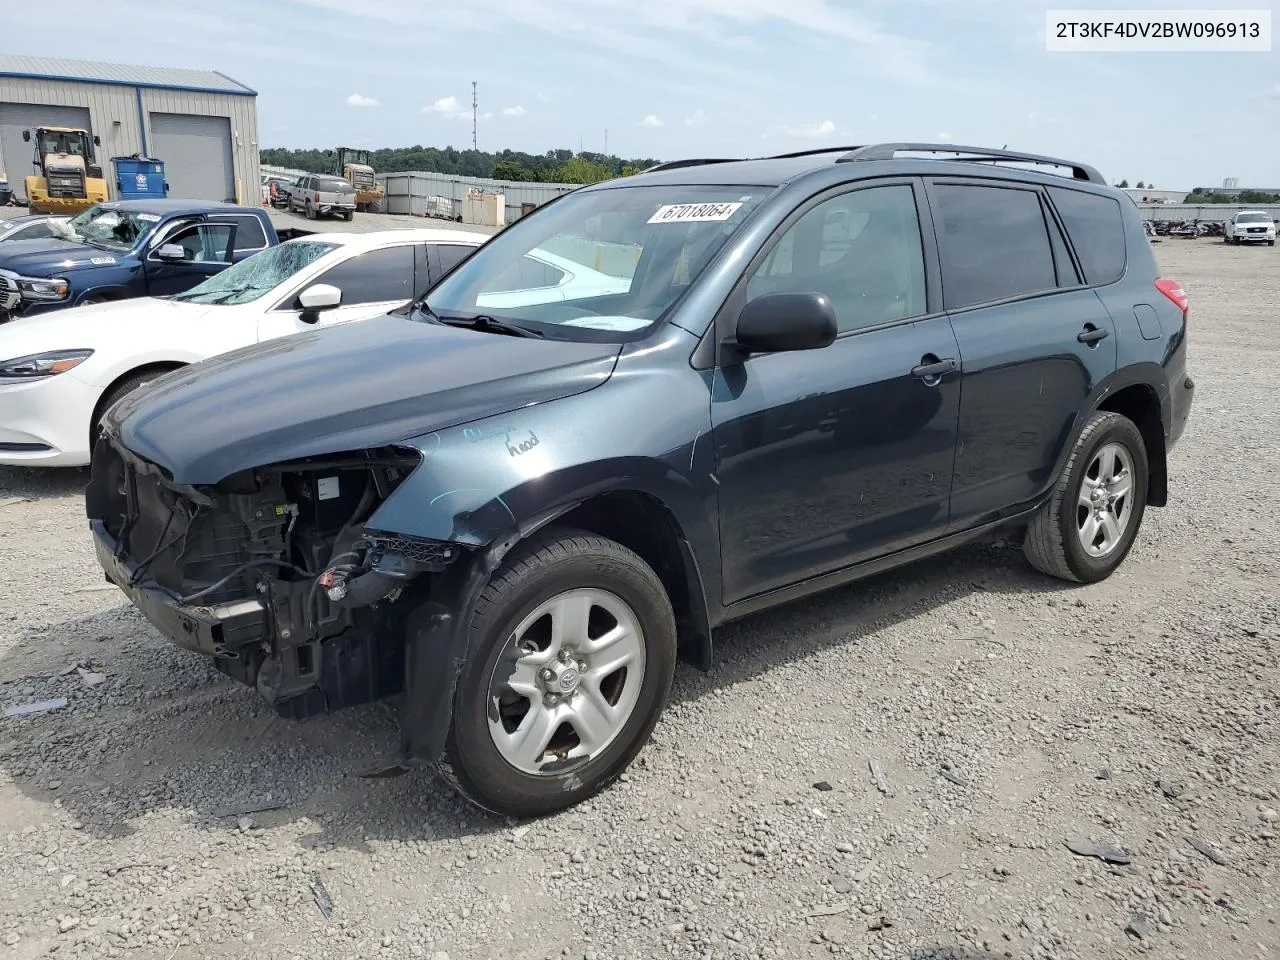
top-left (0, 238), bottom-right (1276, 960)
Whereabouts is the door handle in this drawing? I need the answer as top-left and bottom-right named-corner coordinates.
top-left (1078, 325), bottom-right (1110, 344)
top-left (911, 356), bottom-right (957, 381)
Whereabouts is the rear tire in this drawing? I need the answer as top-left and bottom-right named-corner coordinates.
top-left (1023, 411), bottom-right (1149, 584)
top-left (343, 210), bottom-right (354, 222)
top-left (439, 528), bottom-right (677, 818)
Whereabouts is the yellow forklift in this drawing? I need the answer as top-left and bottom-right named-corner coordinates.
top-left (336, 147), bottom-right (384, 212)
top-left (21, 126), bottom-right (109, 214)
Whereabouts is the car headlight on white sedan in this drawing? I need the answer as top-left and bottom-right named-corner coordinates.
top-left (17, 277), bottom-right (70, 301)
top-left (0, 349), bottom-right (94, 380)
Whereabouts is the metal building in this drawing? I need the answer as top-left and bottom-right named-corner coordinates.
top-left (0, 53), bottom-right (259, 204)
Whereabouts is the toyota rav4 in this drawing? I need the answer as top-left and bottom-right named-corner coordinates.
top-left (87, 143), bottom-right (1195, 818)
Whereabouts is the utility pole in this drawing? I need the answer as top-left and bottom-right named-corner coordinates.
top-left (471, 81), bottom-right (478, 151)
top-left (604, 129), bottom-right (608, 156)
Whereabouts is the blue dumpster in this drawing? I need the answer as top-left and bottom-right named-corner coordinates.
top-left (112, 155), bottom-right (168, 200)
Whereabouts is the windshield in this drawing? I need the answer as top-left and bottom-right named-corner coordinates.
top-left (39, 131), bottom-right (87, 157)
top-left (1236, 212), bottom-right (1272, 224)
top-left (422, 184), bottom-right (765, 339)
top-left (51, 205), bottom-right (153, 251)
top-left (170, 240), bottom-right (339, 305)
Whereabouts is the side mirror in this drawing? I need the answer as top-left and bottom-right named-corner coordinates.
top-left (22, 130), bottom-right (30, 142)
top-left (729, 292), bottom-right (838, 357)
top-left (156, 243), bottom-right (187, 262)
top-left (93, 136), bottom-right (101, 146)
top-left (297, 283), bottom-right (341, 322)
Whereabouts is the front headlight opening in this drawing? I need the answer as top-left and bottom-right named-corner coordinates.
top-left (18, 278), bottom-right (70, 301)
top-left (0, 349), bottom-right (94, 379)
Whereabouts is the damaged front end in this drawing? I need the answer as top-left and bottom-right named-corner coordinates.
top-left (86, 437), bottom-right (463, 721)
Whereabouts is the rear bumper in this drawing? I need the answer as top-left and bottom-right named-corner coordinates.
top-left (91, 519), bottom-right (264, 657)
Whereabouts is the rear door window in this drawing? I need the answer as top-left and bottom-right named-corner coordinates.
top-left (211, 214), bottom-right (268, 254)
top-left (1047, 187), bottom-right (1126, 285)
top-left (930, 182), bottom-right (1057, 310)
top-left (302, 245), bottom-right (414, 305)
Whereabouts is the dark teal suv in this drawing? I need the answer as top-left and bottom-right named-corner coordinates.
top-left (88, 143), bottom-right (1194, 817)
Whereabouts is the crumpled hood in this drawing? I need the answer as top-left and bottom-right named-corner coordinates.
top-left (105, 312), bottom-right (621, 484)
top-left (0, 237), bottom-right (125, 276)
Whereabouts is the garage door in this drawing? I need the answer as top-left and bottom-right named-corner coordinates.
top-left (0, 103), bottom-right (93, 203)
top-left (149, 113), bottom-right (234, 202)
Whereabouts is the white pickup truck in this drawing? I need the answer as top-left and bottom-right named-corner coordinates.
top-left (1224, 210), bottom-right (1276, 246)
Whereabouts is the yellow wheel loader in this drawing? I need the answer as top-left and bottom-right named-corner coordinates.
top-left (22, 127), bottom-right (109, 214)
top-left (336, 147), bottom-right (384, 213)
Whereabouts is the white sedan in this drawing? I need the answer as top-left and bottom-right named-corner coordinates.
top-left (0, 227), bottom-right (489, 467)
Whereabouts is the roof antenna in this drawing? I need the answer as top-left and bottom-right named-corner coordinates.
top-left (1001, 143), bottom-right (1007, 149)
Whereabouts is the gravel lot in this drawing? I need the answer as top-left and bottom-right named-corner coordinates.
top-left (1, 238), bottom-right (1276, 960)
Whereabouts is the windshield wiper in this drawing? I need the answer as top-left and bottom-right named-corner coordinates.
top-left (171, 285), bottom-right (261, 304)
top-left (431, 311), bottom-right (545, 339)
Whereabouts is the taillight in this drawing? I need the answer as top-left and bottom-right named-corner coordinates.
top-left (314, 191), bottom-right (321, 202)
top-left (1155, 277), bottom-right (1188, 316)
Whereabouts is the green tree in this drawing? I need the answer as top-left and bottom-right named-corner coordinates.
top-left (492, 160), bottom-right (532, 182)
top-left (1117, 179), bottom-right (1130, 188)
top-left (1135, 181), bottom-right (1145, 189)
top-left (556, 155), bottom-right (614, 184)
top-left (620, 165), bottom-right (644, 177)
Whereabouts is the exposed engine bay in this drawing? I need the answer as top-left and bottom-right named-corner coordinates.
top-left (86, 440), bottom-right (462, 719)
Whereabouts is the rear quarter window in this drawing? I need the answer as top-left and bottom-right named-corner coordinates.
top-left (1047, 187), bottom-right (1126, 286)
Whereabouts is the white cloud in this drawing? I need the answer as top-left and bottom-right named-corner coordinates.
top-left (502, 105), bottom-right (527, 117)
top-left (346, 93), bottom-right (379, 108)
top-left (779, 119), bottom-right (837, 138)
top-left (937, 131), bottom-right (952, 140)
top-left (642, 114), bottom-right (664, 127)
top-left (684, 109), bottom-right (707, 126)
top-left (422, 95), bottom-right (469, 119)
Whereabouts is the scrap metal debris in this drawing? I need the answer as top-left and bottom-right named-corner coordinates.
top-left (1124, 916), bottom-right (1153, 941)
top-left (805, 903), bottom-right (849, 919)
top-left (4, 698), bottom-right (69, 718)
top-left (1064, 839), bottom-right (1132, 865)
top-left (1187, 836), bottom-right (1229, 866)
top-left (812, 781), bottom-right (833, 792)
top-left (311, 874), bottom-right (334, 920)
top-left (868, 758), bottom-right (892, 795)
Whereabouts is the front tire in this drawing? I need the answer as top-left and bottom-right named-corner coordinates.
top-left (439, 529), bottom-right (677, 818)
top-left (1023, 411), bottom-right (1149, 584)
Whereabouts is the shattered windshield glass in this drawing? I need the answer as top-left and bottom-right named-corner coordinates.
top-left (170, 240), bottom-right (339, 305)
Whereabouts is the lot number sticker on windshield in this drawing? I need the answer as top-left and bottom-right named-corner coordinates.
top-left (137, 214), bottom-right (162, 222)
top-left (648, 202), bottom-right (743, 224)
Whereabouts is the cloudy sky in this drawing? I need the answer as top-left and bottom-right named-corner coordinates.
top-left (6, 0), bottom-right (1279, 187)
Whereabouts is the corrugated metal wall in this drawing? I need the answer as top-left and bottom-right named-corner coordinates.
top-left (381, 171), bottom-right (578, 223)
top-left (0, 75), bottom-right (258, 203)
top-left (0, 76), bottom-right (139, 192)
top-left (1137, 203), bottom-right (1280, 220)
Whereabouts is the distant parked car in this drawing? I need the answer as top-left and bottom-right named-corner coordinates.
top-left (0, 214), bottom-right (71, 244)
top-left (0, 170), bottom-right (12, 207)
top-left (1224, 210), bottom-right (1276, 245)
top-left (0, 227), bottom-right (489, 467)
top-left (287, 174), bottom-right (357, 221)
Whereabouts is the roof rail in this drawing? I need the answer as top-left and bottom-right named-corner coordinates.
top-left (643, 158), bottom-right (742, 173)
top-left (763, 146), bottom-right (866, 160)
top-left (836, 143), bottom-right (1106, 185)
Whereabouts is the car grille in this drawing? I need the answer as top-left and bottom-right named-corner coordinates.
top-left (1247, 227), bottom-right (1266, 233)
top-left (367, 534), bottom-right (458, 567)
top-left (0, 272), bottom-right (19, 311)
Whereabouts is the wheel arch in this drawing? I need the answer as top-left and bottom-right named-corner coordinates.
top-left (89, 361), bottom-right (188, 446)
top-left (1095, 382), bottom-right (1167, 507)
